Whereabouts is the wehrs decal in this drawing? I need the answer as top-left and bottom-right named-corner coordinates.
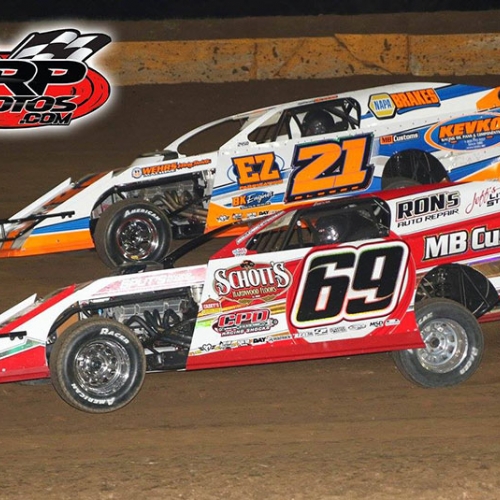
top-left (213, 260), bottom-right (291, 304)
top-left (0, 28), bottom-right (111, 128)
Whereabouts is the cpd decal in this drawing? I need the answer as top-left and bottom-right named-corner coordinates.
top-left (0, 28), bottom-right (111, 128)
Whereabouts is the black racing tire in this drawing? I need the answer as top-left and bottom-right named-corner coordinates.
top-left (392, 298), bottom-right (484, 388)
top-left (94, 199), bottom-right (172, 268)
top-left (383, 176), bottom-right (421, 190)
top-left (49, 318), bottom-right (146, 413)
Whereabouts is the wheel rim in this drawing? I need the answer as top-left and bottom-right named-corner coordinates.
top-left (116, 217), bottom-right (159, 260)
top-left (74, 339), bottom-right (131, 397)
top-left (417, 318), bottom-right (468, 373)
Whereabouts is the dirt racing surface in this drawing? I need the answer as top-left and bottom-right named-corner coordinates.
top-left (1, 74), bottom-right (500, 500)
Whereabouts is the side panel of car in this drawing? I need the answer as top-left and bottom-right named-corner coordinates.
top-left (206, 84), bottom-right (500, 231)
top-left (186, 236), bottom-right (423, 371)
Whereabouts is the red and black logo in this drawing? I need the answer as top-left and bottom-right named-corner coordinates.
top-left (0, 28), bottom-right (111, 128)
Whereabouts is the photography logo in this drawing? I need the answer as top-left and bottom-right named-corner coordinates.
top-left (0, 28), bottom-right (111, 129)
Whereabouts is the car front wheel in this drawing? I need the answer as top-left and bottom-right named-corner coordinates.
top-left (50, 318), bottom-right (146, 413)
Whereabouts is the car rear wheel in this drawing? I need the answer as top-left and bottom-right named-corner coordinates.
top-left (94, 199), bottom-right (172, 268)
top-left (50, 318), bottom-right (146, 413)
top-left (383, 176), bottom-right (421, 190)
top-left (392, 298), bottom-right (484, 388)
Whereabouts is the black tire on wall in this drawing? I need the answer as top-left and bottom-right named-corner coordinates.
top-left (392, 298), bottom-right (484, 388)
top-left (50, 318), bottom-right (146, 413)
top-left (94, 199), bottom-right (172, 268)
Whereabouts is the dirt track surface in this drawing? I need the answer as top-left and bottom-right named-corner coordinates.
top-left (1, 75), bottom-right (500, 500)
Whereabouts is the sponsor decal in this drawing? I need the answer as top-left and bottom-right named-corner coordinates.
top-left (389, 88), bottom-right (440, 113)
top-left (266, 333), bottom-right (292, 343)
top-left (213, 260), bottom-right (292, 304)
top-left (232, 152), bottom-right (283, 189)
top-left (380, 132), bottom-right (419, 145)
top-left (231, 191), bottom-right (273, 208)
top-left (132, 158), bottom-right (211, 179)
top-left (465, 185), bottom-right (500, 214)
top-left (348, 323), bottom-right (367, 331)
top-left (201, 297), bottom-right (222, 315)
top-left (94, 266), bottom-right (206, 297)
top-left (369, 88), bottom-right (440, 120)
top-left (368, 93), bottom-right (396, 119)
top-left (329, 326), bottom-right (347, 334)
top-left (213, 309), bottom-right (278, 337)
top-left (0, 28), bottom-right (111, 128)
top-left (425, 113), bottom-right (500, 151)
top-left (296, 327), bottom-right (329, 338)
top-left (395, 191), bottom-right (460, 227)
top-left (232, 248), bottom-right (248, 257)
top-left (424, 225), bottom-right (500, 259)
top-left (385, 318), bottom-right (401, 326)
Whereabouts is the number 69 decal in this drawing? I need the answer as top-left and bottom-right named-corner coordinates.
top-left (290, 242), bottom-right (409, 329)
top-left (285, 135), bottom-right (373, 202)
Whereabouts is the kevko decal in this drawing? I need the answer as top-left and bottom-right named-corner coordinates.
top-left (425, 113), bottom-right (500, 151)
top-left (0, 28), bottom-right (111, 129)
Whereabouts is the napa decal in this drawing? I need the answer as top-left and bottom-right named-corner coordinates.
top-left (368, 93), bottom-right (396, 119)
top-left (369, 88), bottom-right (441, 120)
top-left (425, 113), bottom-right (500, 151)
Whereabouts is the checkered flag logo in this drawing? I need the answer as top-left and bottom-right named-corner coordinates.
top-left (8, 29), bottom-right (111, 62)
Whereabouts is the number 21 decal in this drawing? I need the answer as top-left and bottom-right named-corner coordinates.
top-left (286, 135), bottom-right (373, 202)
top-left (290, 242), bottom-right (409, 329)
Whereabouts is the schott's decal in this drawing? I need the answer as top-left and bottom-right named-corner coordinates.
top-left (425, 114), bottom-right (500, 151)
top-left (0, 28), bottom-right (111, 128)
top-left (213, 309), bottom-right (278, 336)
top-left (213, 260), bottom-right (292, 303)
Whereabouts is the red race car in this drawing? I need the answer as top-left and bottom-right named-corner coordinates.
top-left (0, 180), bottom-right (499, 412)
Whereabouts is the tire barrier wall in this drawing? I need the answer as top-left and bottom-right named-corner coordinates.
top-left (2, 14), bottom-right (497, 86)
top-left (100, 33), bottom-right (500, 86)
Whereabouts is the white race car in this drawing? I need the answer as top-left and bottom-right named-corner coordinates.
top-left (1, 81), bottom-right (500, 267)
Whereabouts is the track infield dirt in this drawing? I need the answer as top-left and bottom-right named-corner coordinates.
top-left (1, 74), bottom-right (500, 500)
